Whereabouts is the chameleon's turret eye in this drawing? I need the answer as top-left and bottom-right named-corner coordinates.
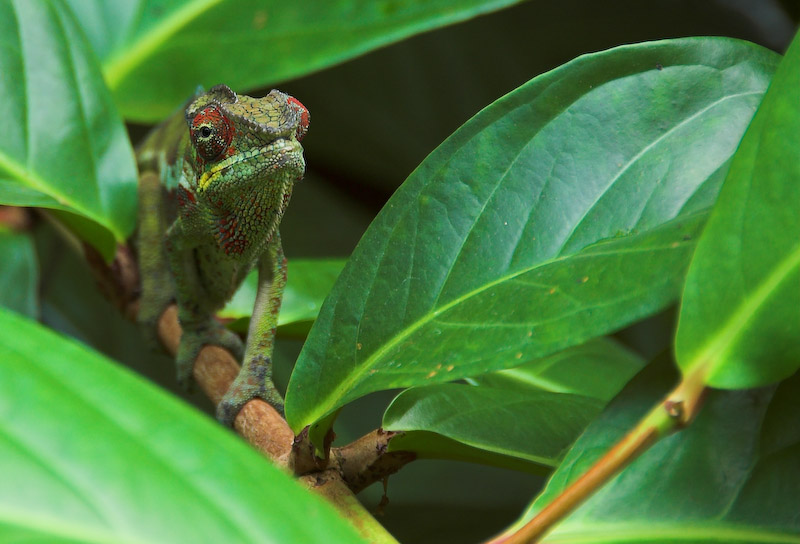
top-left (190, 106), bottom-right (233, 161)
top-left (286, 96), bottom-right (310, 141)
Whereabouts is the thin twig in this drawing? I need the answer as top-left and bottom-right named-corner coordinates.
top-left (487, 369), bottom-right (708, 544)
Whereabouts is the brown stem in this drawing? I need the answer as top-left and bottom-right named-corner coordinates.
top-left (488, 370), bottom-right (708, 544)
top-left (334, 429), bottom-right (417, 494)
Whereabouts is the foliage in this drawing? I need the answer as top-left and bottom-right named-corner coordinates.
top-left (0, 0), bottom-right (797, 542)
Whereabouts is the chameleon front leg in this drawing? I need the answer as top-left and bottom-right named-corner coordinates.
top-left (165, 221), bottom-right (245, 389)
top-left (216, 233), bottom-right (287, 425)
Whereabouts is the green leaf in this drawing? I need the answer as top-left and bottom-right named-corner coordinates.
top-left (64, 0), bottom-right (530, 121)
top-left (675, 32), bottom-right (800, 389)
top-left (516, 359), bottom-right (800, 543)
top-left (0, 227), bottom-right (38, 317)
top-left (0, 1), bottom-right (138, 248)
top-left (286, 38), bottom-right (779, 432)
top-left (220, 259), bottom-right (345, 335)
top-left (469, 337), bottom-right (646, 402)
top-left (384, 384), bottom-right (603, 471)
top-left (0, 307), bottom-right (366, 544)
top-left (383, 339), bottom-right (644, 470)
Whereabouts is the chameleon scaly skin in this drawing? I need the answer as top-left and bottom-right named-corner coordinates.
top-left (136, 84), bottom-right (309, 424)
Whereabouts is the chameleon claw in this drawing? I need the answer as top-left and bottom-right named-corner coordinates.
top-left (216, 354), bottom-right (284, 426)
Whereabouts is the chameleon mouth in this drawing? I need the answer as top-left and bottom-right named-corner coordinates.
top-left (197, 138), bottom-right (302, 192)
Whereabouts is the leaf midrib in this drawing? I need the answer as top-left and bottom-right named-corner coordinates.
top-left (0, 147), bottom-right (118, 238)
top-left (103, 0), bottom-right (224, 88)
top-left (684, 241), bottom-right (800, 381)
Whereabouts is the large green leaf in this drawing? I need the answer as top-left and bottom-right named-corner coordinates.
top-left (285, 38), bottom-right (778, 432)
top-left (0, 227), bottom-right (37, 317)
top-left (383, 339), bottom-right (644, 471)
top-left (515, 359), bottom-right (800, 543)
top-left (385, 385), bottom-right (602, 471)
top-left (0, 308), bottom-right (366, 544)
top-left (63, 0), bottom-right (529, 121)
top-left (220, 259), bottom-right (345, 335)
top-left (0, 0), bottom-right (137, 249)
top-left (675, 32), bottom-right (800, 389)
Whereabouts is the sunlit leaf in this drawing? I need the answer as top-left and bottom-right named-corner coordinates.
top-left (0, 0), bottom-right (137, 252)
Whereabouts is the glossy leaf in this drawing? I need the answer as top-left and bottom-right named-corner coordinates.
top-left (0, 0), bottom-right (137, 249)
top-left (0, 308), bottom-right (366, 544)
top-left (384, 339), bottom-right (644, 470)
top-left (63, 0), bottom-right (529, 121)
top-left (469, 337), bottom-right (645, 402)
top-left (385, 385), bottom-right (603, 471)
top-left (286, 38), bottom-right (778, 432)
top-left (516, 359), bottom-right (800, 543)
top-left (676, 32), bottom-right (800, 389)
top-left (0, 228), bottom-right (37, 317)
top-left (220, 259), bottom-right (345, 335)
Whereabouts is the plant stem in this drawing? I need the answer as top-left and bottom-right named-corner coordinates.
top-left (488, 368), bottom-right (708, 544)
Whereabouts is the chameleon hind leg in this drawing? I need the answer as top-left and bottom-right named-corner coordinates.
top-left (216, 234), bottom-right (286, 425)
top-left (137, 171), bottom-right (177, 349)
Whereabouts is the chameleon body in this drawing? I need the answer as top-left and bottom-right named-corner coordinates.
top-left (136, 84), bottom-right (309, 424)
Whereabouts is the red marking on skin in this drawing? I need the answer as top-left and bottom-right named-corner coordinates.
top-left (176, 186), bottom-right (197, 218)
top-left (287, 96), bottom-right (310, 141)
top-left (215, 214), bottom-right (249, 256)
top-left (177, 186), bottom-right (196, 205)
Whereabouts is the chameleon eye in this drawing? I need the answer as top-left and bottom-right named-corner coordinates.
top-left (191, 106), bottom-right (233, 161)
top-left (286, 96), bottom-right (310, 141)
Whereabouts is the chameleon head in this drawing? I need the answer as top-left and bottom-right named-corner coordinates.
top-left (183, 84), bottom-right (309, 208)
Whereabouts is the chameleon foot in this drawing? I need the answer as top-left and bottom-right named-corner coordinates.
top-left (176, 322), bottom-right (244, 389)
top-left (216, 354), bottom-right (284, 426)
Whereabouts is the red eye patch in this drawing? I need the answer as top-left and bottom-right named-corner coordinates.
top-left (191, 106), bottom-right (233, 161)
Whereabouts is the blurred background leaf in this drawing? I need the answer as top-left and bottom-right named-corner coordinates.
top-left (0, 226), bottom-right (38, 317)
top-left (220, 258), bottom-right (345, 336)
top-left (0, 307), bottom-right (368, 544)
top-left (0, 1), bottom-right (137, 256)
top-left (64, 0), bottom-right (532, 121)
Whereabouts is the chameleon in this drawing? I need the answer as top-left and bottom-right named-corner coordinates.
top-left (135, 84), bottom-right (309, 425)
